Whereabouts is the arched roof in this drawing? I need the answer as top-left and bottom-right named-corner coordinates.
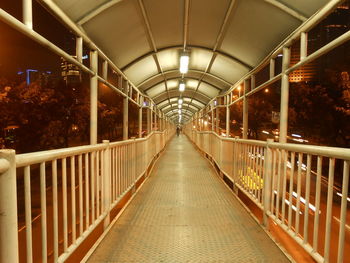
top-left (54, 0), bottom-right (328, 123)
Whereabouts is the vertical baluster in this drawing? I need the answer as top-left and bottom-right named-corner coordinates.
top-left (281, 151), bottom-right (288, 224)
top-left (40, 162), bottom-right (47, 263)
top-left (295, 153), bottom-right (303, 235)
top-left (276, 150), bottom-right (282, 219)
top-left (78, 154), bottom-right (83, 236)
top-left (101, 149), bottom-right (104, 213)
top-left (312, 156), bottom-right (322, 252)
top-left (70, 156), bottom-right (76, 243)
top-left (303, 154), bottom-right (312, 243)
top-left (85, 153), bottom-right (90, 229)
top-left (52, 160), bottom-right (58, 262)
top-left (324, 158), bottom-right (335, 263)
top-left (257, 147), bottom-right (263, 203)
top-left (24, 166), bottom-right (33, 263)
top-left (270, 150), bottom-right (277, 214)
top-left (288, 152), bottom-right (295, 230)
top-left (337, 160), bottom-right (349, 263)
top-left (91, 152), bottom-right (95, 222)
top-left (96, 151), bottom-right (100, 216)
top-left (62, 158), bottom-right (68, 251)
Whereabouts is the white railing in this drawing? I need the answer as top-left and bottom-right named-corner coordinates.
top-left (188, 129), bottom-right (350, 263)
top-left (0, 129), bottom-right (174, 263)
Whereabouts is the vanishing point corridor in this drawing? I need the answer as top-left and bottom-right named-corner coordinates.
top-left (87, 135), bottom-right (289, 262)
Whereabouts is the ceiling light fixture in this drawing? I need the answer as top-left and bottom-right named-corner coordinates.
top-left (178, 104), bottom-right (182, 109)
top-left (179, 80), bottom-right (185, 92)
top-left (178, 98), bottom-right (183, 104)
top-left (180, 52), bottom-right (189, 74)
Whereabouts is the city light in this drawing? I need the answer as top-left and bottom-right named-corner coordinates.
top-left (264, 88), bottom-right (269, 93)
top-left (179, 81), bottom-right (185, 92)
top-left (292, 134), bottom-right (302, 138)
top-left (180, 53), bottom-right (189, 74)
top-left (262, 130), bottom-right (269, 135)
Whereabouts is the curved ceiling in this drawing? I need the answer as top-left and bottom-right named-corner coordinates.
top-left (54, 0), bottom-right (328, 123)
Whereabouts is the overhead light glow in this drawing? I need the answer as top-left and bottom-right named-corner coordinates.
top-left (179, 81), bottom-right (185, 92)
top-left (178, 104), bottom-right (182, 109)
top-left (178, 98), bottom-right (183, 104)
top-left (180, 54), bottom-right (189, 74)
top-left (178, 109), bottom-right (182, 114)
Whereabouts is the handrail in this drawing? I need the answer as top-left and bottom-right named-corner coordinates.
top-left (16, 131), bottom-right (167, 167)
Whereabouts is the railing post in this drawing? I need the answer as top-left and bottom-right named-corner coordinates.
top-left (123, 80), bottom-right (129, 140)
top-left (90, 50), bottom-right (98, 144)
top-left (102, 140), bottom-right (111, 229)
top-left (0, 150), bottom-right (19, 263)
top-left (233, 136), bottom-right (239, 187)
top-left (263, 139), bottom-right (274, 228)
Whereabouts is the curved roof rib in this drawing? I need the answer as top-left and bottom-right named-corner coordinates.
top-left (121, 45), bottom-right (253, 71)
top-left (137, 69), bottom-right (233, 88)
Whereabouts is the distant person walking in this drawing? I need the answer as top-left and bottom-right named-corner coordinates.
top-left (176, 127), bottom-right (180, 136)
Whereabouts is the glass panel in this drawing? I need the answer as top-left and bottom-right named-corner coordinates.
top-left (98, 82), bottom-right (123, 142)
top-left (229, 100), bottom-right (243, 138)
top-left (0, 0), bottom-right (22, 21)
top-left (128, 102), bottom-right (139, 138)
top-left (247, 80), bottom-right (281, 140)
top-left (0, 20), bottom-right (89, 153)
top-left (255, 64), bottom-right (269, 87)
top-left (308, 1), bottom-right (350, 55)
top-left (33, 1), bottom-right (76, 56)
top-left (288, 41), bottom-right (350, 148)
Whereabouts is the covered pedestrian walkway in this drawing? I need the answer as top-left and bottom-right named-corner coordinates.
top-left (86, 135), bottom-right (289, 262)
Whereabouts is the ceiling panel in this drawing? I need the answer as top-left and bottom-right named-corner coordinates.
top-left (143, 0), bottom-right (183, 48)
top-left (210, 54), bottom-right (249, 84)
top-left (278, 0), bottom-right (328, 17)
top-left (198, 83), bottom-right (220, 98)
top-left (124, 56), bottom-right (158, 85)
top-left (53, 0), bottom-right (106, 21)
top-left (188, 0), bottom-right (231, 47)
top-left (220, 0), bottom-right (300, 66)
top-left (189, 48), bottom-right (213, 71)
top-left (82, 0), bottom-right (151, 68)
top-left (157, 49), bottom-right (179, 72)
top-left (146, 83), bottom-right (166, 97)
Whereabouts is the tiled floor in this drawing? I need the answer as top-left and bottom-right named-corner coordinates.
top-left (87, 135), bottom-right (290, 262)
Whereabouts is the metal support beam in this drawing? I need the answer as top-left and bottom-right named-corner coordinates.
top-left (226, 103), bottom-right (230, 137)
top-left (0, 150), bottom-right (19, 263)
top-left (102, 60), bottom-right (108, 80)
top-left (22, 0), bottom-right (33, 29)
top-left (300, 32), bottom-right (308, 60)
top-left (243, 79), bottom-right (249, 139)
top-left (251, 74), bottom-right (256, 91)
top-left (269, 58), bottom-right (275, 79)
top-left (279, 47), bottom-right (291, 143)
top-left (90, 50), bottom-right (98, 144)
top-left (264, 0), bottom-right (307, 22)
top-left (76, 37), bottom-right (83, 63)
top-left (138, 106), bottom-right (142, 138)
top-left (147, 107), bottom-right (151, 134)
top-left (215, 108), bottom-right (219, 133)
top-left (123, 79), bottom-right (129, 140)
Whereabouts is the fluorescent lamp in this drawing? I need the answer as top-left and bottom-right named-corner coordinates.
top-left (179, 81), bottom-right (185, 92)
top-left (178, 98), bottom-right (183, 104)
top-left (178, 104), bottom-right (182, 109)
top-left (180, 54), bottom-right (189, 74)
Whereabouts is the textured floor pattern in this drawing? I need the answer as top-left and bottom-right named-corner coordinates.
top-left (87, 135), bottom-right (290, 263)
